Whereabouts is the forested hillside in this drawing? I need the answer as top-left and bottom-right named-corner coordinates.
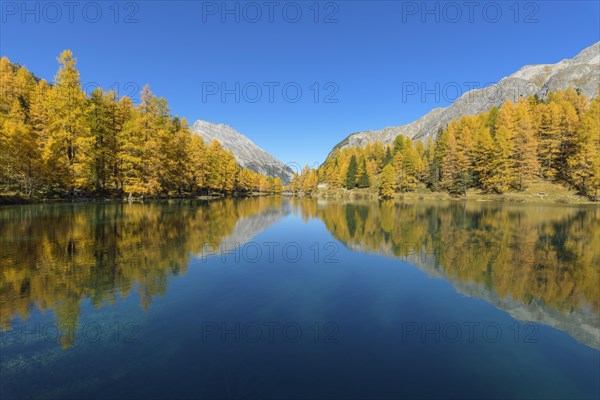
top-left (0, 51), bottom-right (283, 200)
top-left (292, 89), bottom-right (600, 201)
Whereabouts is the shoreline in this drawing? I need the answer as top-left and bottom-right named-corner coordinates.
top-left (295, 182), bottom-right (600, 205)
top-left (2, 183), bottom-right (598, 206)
top-left (0, 191), bottom-right (277, 206)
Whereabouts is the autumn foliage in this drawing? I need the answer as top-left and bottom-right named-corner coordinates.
top-left (0, 51), bottom-right (283, 199)
top-left (292, 89), bottom-right (599, 200)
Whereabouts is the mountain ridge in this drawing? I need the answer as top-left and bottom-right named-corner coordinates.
top-left (331, 41), bottom-right (600, 154)
top-left (192, 120), bottom-right (294, 185)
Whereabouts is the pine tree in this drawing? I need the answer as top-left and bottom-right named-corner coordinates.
top-left (357, 156), bottom-right (370, 187)
top-left (425, 137), bottom-right (439, 190)
top-left (345, 155), bottom-right (357, 189)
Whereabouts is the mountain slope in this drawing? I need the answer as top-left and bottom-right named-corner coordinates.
top-left (192, 120), bottom-right (294, 185)
top-left (332, 41), bottom-right (600, 152)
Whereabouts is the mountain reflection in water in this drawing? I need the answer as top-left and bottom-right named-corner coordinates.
top-left (0, 198), bottom-right (598, 349)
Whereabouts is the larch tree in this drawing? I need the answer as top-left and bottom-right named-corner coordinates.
top-left (439, 125), bottom-right (461, 194)
top-left (3, 99), bottom-right (42, 195)
top-left (473, 125), bottom-right (495, 192)
top-left (488, 125), bottom-right (513, 193)
top-left (379, 164), bottom-right (396, 199)
top-left (555, 99), bottom-right (581, 183)
top-left (87, 88), bottom-right (113, 192)
top-left (46, 50), bottom-right (91, 194)
top-left (511, 99), bottom-right (539, 191)
top-left (397, 139), bottom-right (418, 192)
top-left (568, 94), bottom-right (600, 198)
top-left (536, 102), bottom-right (562, 179)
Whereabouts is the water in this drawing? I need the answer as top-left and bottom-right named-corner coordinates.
top-left (1, 198), bottom-right (599, 399)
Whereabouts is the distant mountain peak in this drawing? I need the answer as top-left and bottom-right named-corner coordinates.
top-left (192, 120), bottom-right (294, 184)
top-left (331, 41), bottom-right (600, 153)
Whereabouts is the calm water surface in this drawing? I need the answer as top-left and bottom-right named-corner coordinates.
top-left (1, 198), bottom-right (599, 399)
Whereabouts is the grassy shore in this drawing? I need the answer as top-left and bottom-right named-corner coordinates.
top-left (310, 182), bottom-right (599, 205)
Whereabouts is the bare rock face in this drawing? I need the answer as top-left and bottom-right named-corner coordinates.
top-left (192, 120), bottom-right (294, 185)
top-left (332, 41), bottom-right (600, 152)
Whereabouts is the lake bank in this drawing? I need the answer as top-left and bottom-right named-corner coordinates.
top-left (0, 191), bottom-right (278, 206)
top-left (294, 181), bottom-right (599, 205)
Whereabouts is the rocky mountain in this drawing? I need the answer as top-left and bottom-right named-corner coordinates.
top-left (332, 41), bottom-right (600, 152)
top-left (192, 120), bottom-right (294, 185)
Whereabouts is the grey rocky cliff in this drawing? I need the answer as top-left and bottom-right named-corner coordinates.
top-left (332, 41), bottom-right (600, 152)
top-left (192, 120), bottom-right (294, 185)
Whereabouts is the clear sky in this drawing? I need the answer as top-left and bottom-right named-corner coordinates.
top-left (1, 1), bottom-right (599, 167)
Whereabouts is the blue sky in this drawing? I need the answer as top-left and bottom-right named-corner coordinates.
top-left (1, 1), bottom-right (599, 167)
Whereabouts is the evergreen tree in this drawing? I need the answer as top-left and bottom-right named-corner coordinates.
top-left (345, 155), bottom-right (357, 189)
top-left (425, 137), bottom-right (439, 190)
top-left (357, 156), bottom-right (370, 187)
